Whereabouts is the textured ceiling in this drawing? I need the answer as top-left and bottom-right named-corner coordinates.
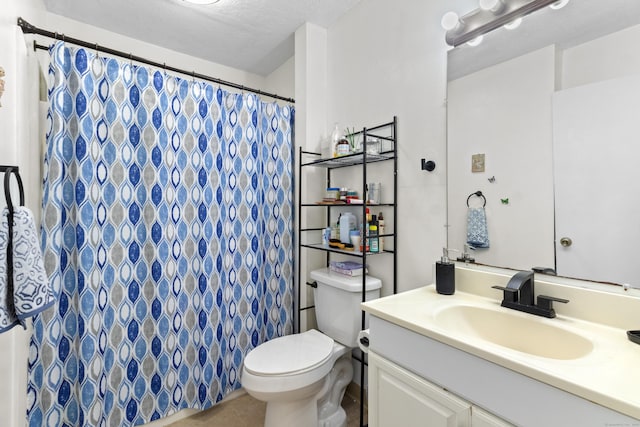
top-left (42, 0), bottom-right (362, 76)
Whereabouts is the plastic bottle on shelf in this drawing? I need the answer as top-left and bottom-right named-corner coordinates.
top-left (369, 215), bottom-right (379, 253)
top-left (322, 227), bottom-right (331, 246)
top-left (336, 137), bottom-right (350, 156)
top-left (378, 212), bottom-right (385, 252)
top-left (330, 123), bottom-right (340, 158)
top-left (340, 212), bottom-right (356, 244)
top-left (359, 213), bottom-right (370, 253)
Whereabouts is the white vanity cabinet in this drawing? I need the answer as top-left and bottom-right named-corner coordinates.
top-left (369, 351), bottom-right (510, 427)
top-left (366, 314), bottom-right (639, 427)
top-left (470, 407), bottom-right (514, 427)
top-left (368, 351), bottom-right (470, 426)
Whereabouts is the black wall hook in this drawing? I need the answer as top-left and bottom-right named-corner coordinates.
top-left (421, 159), bottom-right (436, 172)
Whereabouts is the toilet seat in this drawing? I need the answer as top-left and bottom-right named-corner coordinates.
top-left (244, 329), bottom-right (334, 377)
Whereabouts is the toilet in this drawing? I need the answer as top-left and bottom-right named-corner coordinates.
top-left (241, 268), bottom-right (381, 427)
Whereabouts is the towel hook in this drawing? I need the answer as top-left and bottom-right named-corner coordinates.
top-left (466, 190), bottom-right (486, 208)
top-left (4, 167), bottom-right (25, 216)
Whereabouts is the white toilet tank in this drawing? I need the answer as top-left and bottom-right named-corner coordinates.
top-left (310, 268), bottom-right (382, 348)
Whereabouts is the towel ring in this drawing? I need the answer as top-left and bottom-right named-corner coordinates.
top-left (466, 190), bottom-right (486, 208)
top-left (4, 167), bottom-right (25, 215)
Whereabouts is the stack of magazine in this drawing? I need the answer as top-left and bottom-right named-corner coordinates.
top-left (329, 261), bottom-right (367, 277)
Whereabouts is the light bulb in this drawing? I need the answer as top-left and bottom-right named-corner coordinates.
top-left (181, 0), bottom-right (220, 4)
top-left (503, 17), bottom-right (522, 30)
top-left (549, 0), bottom-right (569, 10)
top-left (466, 35), bottom-right (484, 47)
top-left (441, 11), bottom-right (460, 31)
top-left (479, 0), bottom-right (505, 13)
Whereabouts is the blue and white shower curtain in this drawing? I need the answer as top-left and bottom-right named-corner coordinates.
top-left (27, 41), bottom-right (294, 426)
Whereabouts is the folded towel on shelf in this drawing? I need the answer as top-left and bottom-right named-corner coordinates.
top-left (0, 207), bottom-right (54, 333)
top-left (466, 207), bottom-right (490, 249)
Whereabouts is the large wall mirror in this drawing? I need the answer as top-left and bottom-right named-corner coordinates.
top-left (446, 0), bottom-right (640, 288)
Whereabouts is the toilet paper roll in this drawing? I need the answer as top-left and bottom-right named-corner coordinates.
top-left (357, 329), bottom-right (370, 353)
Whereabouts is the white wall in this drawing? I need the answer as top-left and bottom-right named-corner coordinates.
top-left (561, 24), bottom-right (640, 90)
top-left (447, 46), bottom-right (556, 272)
top-left (0, 2), bottom-right (289, 425)
top-left (294, 22), bottom-right (329, 332)
top-left (1, 3), bottom-right (47, 426)
top-left (264, 55), bottom-right (294, 100)
top-left (322, 0), bottom-right (455, 294)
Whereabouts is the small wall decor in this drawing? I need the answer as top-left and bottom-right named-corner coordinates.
top-left (0, 66), bottom-right (5, 107)
top-left (472, 153), bottom-right (485, 173)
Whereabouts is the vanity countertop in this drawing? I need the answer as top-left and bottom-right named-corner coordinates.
top-left (362, 265), bottom-right (640, 420)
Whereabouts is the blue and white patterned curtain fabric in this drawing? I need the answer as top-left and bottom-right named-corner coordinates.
top-left (27, 41), bottom-right (294, 426)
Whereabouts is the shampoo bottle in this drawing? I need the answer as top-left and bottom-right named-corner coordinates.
top-left (436, 248), bottom-right (455, 295)
top-left (378, 212), bottom-right (384, 252)
top-left (369, 215), bottom-right (379, 253)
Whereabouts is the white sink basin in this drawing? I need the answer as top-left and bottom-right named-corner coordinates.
top-left (434, 304), bottom-right (594, 360)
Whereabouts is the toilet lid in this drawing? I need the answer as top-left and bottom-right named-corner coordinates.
top-left (244, 329), bottom-right (334, 376)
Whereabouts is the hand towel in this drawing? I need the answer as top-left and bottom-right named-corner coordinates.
top-left (467, 207), bottom-right (490, 249)
top-left (0, 207), bottom-right (54, 334)
top-left (0, 209), bottom-right (20, 332)
top-left (11, 207), bottom-right (54, 320)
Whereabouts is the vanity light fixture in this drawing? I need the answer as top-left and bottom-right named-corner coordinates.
top-left (181, 0), bottom-right (220, 4)
top-left (549, 0), bottom-right (570, 10)
top-left (467, 35), bottom-right (484, 46)
top-left (442, 0), bottom-right (570, 47)
top-left (441, 11), bottom-right (463, 33)
top-left (479, 0), bottom-right (506, 14)
top-left (503, 17), bottom-right (523, 30)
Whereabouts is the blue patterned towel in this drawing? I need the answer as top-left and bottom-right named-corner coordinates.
top-left (0, 209), bottom-right (19, 332)
top-left (467, 207), bottom-right (490, 249)
top-left (0, 207), bottom-right (54, 333)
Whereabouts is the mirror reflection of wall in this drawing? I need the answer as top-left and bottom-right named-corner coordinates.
top-left (447, 9), bottom-right (640, 287)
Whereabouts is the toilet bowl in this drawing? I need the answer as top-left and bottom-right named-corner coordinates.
top-left (240, 268), bottom-right (381, 427)
top-left (242, 329), bottom-right (352, 427)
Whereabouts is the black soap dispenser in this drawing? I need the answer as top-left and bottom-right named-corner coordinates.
top-left (436, 248), bottom-right (455, 295)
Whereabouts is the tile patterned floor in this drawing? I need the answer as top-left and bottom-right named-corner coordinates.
top-left (167, 389), bottom-right (367, 427)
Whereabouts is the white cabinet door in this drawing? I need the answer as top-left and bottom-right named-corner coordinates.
top-left (471, 406), bottom-right (514, 427)
top-left (369, 351), bottom-right (471, 427)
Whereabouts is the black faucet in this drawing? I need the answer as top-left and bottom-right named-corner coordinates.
top-left (492, 271), bottom-right (569, 318)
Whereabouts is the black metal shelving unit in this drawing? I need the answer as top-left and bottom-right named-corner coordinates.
top-left (296, 117), bottom-right (398, 427)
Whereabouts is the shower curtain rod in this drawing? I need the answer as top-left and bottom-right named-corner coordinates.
top-left (17, 17), bottom-right (295, 104)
